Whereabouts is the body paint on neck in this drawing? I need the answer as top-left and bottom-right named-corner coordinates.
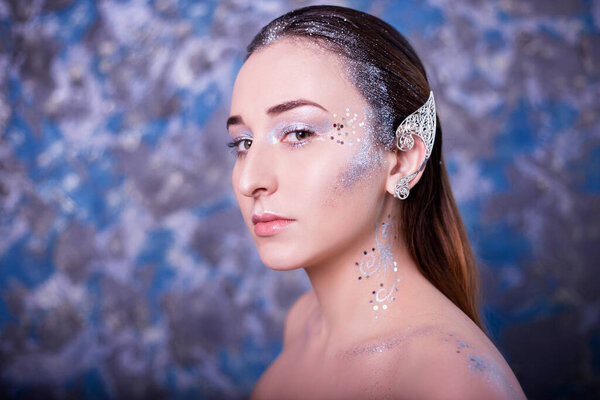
top-left (354, 214), bottom-right (401, 316)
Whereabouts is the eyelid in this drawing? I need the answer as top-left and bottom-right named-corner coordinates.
top-left (227, 134), bottom-right (253, 156)
top-left (280, 123), bottom-right (321, 139)
top-left (283, 121), bottom-right (328, 133)
top-left (282, 127), bottom-right (313, 140)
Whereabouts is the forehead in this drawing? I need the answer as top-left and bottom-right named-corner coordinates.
top-left (230, 39), bottom-right (366, 118)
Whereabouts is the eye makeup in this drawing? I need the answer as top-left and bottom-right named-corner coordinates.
top-left (226, 115), bottom-right (330, 156)
top-left (227, 130), bottom-right (254, 156)
top-left (265, 119), bottom-right (331, 146)
top-left (329, 109), bottom-right (366, 146)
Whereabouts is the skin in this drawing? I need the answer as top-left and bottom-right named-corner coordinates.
top-left (228, 38), bottom-right (526, 399)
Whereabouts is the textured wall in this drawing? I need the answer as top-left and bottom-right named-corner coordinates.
top-left (0, 0), bottom-right (599, 399)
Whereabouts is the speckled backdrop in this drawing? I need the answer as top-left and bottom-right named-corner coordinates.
top-left (0, 0), bottom-right (598, 399)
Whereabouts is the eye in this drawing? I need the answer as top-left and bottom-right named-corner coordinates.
top-left (227, 137), bottom-right (253, 154)
top-left (238, 138), bottom-right (252, 150)
top-left (285, 129), bottom-right (314, 143)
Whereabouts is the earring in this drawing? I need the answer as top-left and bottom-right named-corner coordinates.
top-left (393, 91), bottom-right (437, 201)
top-left (394, 176), bottom-right (411, 200)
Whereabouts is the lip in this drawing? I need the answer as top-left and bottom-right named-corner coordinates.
top-left (252, 212), bottom-right (295, 237)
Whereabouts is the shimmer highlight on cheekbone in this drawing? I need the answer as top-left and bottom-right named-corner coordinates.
top-left (333, 107), bottom-right (383, 191)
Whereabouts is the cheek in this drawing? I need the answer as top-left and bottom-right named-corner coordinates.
top-left (282, 152), bottom-right (341, 203)
top-left (326, 139), bottom-right (384, 204)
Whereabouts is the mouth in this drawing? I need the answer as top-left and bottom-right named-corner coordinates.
top-left (251, 212), bottom-right (295, 237)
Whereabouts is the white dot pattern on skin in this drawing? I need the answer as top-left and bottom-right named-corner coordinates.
top-left (331, 107), bottom-right (364, 146)
top-left (356, 217), bottom-right (402, 315)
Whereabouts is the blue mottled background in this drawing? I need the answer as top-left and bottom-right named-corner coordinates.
top-left (0, 0), bottom-right (599, 399)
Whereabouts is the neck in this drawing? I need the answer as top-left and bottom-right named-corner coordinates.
top-left (303, 199), bottom-right (423, 346)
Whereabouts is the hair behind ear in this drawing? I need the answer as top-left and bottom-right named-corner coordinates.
top-left (399, 118), bottom-right (482, 329)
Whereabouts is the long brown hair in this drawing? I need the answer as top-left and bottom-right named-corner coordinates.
top-left (247, 5), bottom-right (482, 329)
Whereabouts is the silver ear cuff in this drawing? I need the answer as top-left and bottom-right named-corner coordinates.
top-left (394, 91), bottom-right (436, 200)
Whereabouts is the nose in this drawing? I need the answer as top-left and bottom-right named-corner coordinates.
top-left (235, 142), bottom-right (278, 199)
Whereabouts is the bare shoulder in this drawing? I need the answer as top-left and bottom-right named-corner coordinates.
top-left (388, 324), bottom-right (527, 400)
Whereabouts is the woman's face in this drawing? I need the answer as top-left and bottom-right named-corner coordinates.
top-left (228, 39), bottom-right (392, 270)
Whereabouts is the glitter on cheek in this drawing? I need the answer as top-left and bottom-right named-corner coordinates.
top-left (322, 107), bottom-right (384, 206)
top-left (334, 129), bottom-right (383, 191)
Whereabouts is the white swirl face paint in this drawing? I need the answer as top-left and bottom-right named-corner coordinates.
top-left (354, 214), bottom-right (402, 316)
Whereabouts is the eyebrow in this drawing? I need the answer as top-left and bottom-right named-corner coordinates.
top-left (226, 99), bottom-right (328, 129)
top-left (226, 115), bottom-right (243, 129)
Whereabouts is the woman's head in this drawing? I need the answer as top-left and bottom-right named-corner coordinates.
top-left (228, 38), bottom-right (393, 270)
top-left (247, 5), bottom-right (432, 152)
top-left (228, 5), bottom-right (481, 328)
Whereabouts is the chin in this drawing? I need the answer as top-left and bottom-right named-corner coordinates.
top-left (255, 242), bottom-right (306, 271)
top-left (259, 253), bottom-right (305, 271)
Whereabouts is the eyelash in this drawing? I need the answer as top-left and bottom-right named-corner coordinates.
top-left (227, 138), bottom-right (252, 156)
top-left (226, 128), bottom-right (316, 156)
top-left (283, 128), bottom-right (316, 147)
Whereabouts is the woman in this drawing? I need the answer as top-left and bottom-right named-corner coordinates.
top-left (226, 5), bottom-right (526, 399)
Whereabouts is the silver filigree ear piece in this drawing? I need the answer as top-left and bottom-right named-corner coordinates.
top-left (394, 91), bottom-right (436, 200)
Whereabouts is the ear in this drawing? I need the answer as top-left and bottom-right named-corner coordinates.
top-left (384, 136), bottom-right (428, 198)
